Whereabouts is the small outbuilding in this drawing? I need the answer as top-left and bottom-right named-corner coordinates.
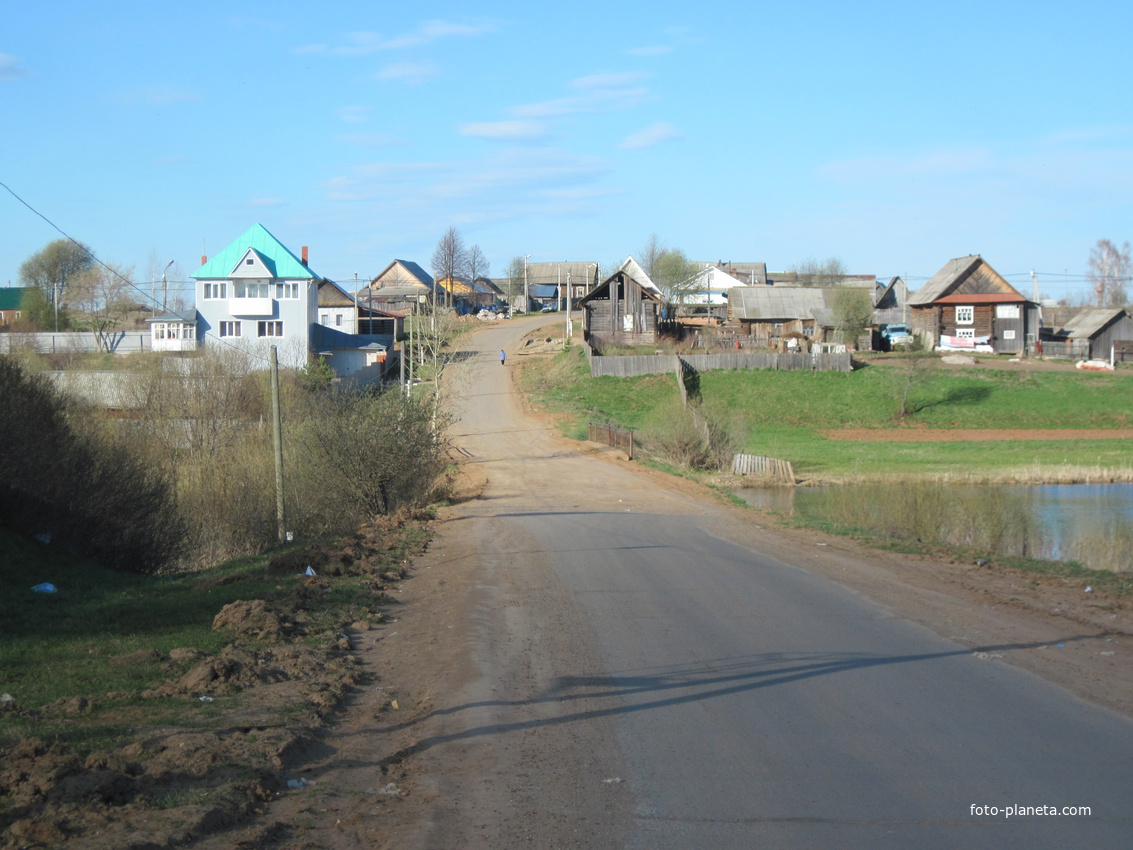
top-left (1050, 308), bottom-right (1133, 361)
top-left (578, 267), bottom-right (663, 347)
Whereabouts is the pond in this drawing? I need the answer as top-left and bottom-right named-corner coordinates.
top-left (734, 482), bottom-right (1133, 573)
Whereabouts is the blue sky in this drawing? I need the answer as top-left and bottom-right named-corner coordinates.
top-left (3, 0), bottom-right (1131, 304)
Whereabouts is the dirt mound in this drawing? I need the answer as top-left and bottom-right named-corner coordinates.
top-left (0, 517), bottom-right (430, 850)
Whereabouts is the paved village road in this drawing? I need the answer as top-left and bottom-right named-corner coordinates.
top-left (389, 316), bottom-right (1133, 849)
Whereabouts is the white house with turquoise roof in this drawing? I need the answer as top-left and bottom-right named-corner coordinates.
top-left (191, 223), bottom-right (321, 369)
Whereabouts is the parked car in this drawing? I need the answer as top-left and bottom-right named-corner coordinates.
top-left (540, 304), bottom-right (557, 313)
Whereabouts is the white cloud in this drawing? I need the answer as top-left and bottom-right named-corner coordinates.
top-left (459, 120), bottom-right (548, 141)
top-left (569, 71), bottom-right (650, 90)
top-left (337, 132), bottom-right (404, 149)
top-left (0, 53), bottom-right (30, 81)
top-left (376, 62), bottom-right (439, 84)
top-left (821, 148), bottom-right (994, 182)
top-left (321, 149), bottom-right (611, 208)
top-left (620, 122), bottom-right (680, 150)
top-left (379, 19), bottom-right (496, 49)
top-left (337, 105), bottom-right (370, 124)
top-left (294, 19), bottom-right (495, 55)
top-left (107, 86), bottom-right (202, 106)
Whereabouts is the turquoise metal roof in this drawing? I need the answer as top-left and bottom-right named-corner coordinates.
top-left (193, 223), bottom-right (319, 280)
top-left (0, 287), bottom-right (33, 311)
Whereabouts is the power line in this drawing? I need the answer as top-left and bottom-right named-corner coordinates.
top-left (1, 179), bottom-right (272, 363)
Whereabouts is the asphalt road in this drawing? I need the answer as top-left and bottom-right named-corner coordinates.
top-left (408, 316), bottom-right (1133, 849)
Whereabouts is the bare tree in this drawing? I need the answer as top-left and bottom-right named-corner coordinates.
top-left (1087, 238), bottom-right (1131, 307)
top-left (431, 226), bottom-right (468, 308)
top-left (69, 262), bottom-right (137, 352)
top-left (790, 256), bottom-right (847, 287)
top-left (505, 255), bottom-right (526, 309)
top-left (638, 233), bottom-right (664, 279)
top-left (466, 244), bottom-right (490, 282)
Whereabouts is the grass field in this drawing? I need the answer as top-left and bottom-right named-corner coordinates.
top-left (0, 522), bottom-right (428, 749)
top-left (521, 348), bottom-right (1133, 480)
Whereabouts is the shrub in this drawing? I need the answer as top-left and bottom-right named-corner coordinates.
top-left (639, 399), bottom-right (746, 471)
top-left (0, 356), bottom-right (184, 573)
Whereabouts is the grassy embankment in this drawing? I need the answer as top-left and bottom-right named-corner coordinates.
top-left (0, 520), bottom-right (429, 752)
top-left (522, 346), bottom-right (1133, 482)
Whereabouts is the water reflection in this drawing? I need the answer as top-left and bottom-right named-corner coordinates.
top-left (734, 482), bottom-right (1133, 573)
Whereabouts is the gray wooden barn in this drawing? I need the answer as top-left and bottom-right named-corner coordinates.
top-left (579, 268), bottom-right (662, 347)
top-left (1049, 308), bottom-right (1133, 360)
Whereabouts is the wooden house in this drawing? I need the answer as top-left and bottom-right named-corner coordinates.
top-left (578, 268), bottom-right (662, 346)
top-left (1049, 308), bottom-right (1133, 361)
top-left (908, 256), bottom-right (1038, 354)
top-left (727, 286), bottom-right (825, 344)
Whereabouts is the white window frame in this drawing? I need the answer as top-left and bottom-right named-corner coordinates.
top-left (220, 321), bottom-right (241, 338)
top-left (955, 327), bottom-right (976, 339)
top-left (955, 305), bottom-right (974, 324)
top-left (276, 282), bottom-right (300, 299)
top-left (235, 281), bottom-right (271, 299)
top-left (1002, 329), bottom-right (1016, 340)
top-left (258, 320), bottom-right (284, 338)
top-left (203, 282), bottom-right (227, 299)
top-left (996, 304), bottom-right (1020, 319)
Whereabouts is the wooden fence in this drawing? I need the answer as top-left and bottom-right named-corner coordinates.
top-left (731, 453), bottom-right (795, 483)
top-left (589, 350), bottom-right (851, 378)
top-left (588, 422), bottom-right (634, 459)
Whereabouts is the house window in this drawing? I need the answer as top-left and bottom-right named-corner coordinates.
top-left (153, 323), bottom-right (166, 339)
top-left (276, 282), bottom-right (300, 299)
top-left (955, 328), bottom-right (975, 339)
top-left (320, 313), bottom-right (328, 325)
top-left (335, 314), bottom-right (343, 327)
top-left (258, 320), bottom-right (284, 337)
top-left (220, 321), bottom-right (241, 338)
top-left (246, 258), bottom-right (254, 265)
top-left (955, 305), bottom-right (974, 324)
top-left (1002, 329), bottom-right (1016, 340)
top-left (996, 304), bottom-right (1020, 319)
top-left (203, 282), bottom-right (227, 299)
top-left (235, 281), bottom-right (270, 298)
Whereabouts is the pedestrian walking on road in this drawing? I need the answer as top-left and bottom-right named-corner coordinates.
top-left (500, 349), bottom-right (506, 366)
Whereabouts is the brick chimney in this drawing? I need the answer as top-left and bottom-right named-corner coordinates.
top-left (301, 246), bottom-right (309, 265)
top-left (201, 255), bottom-right (207, 265)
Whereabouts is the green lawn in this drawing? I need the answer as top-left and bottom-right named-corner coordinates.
top-left (521, 350), bottom-right (1133, 479)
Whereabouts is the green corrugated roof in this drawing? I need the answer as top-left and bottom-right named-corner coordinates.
top-left (0, 287), bottom-right (34, 310)
top-left (193, 223), bottom-right (319, 280)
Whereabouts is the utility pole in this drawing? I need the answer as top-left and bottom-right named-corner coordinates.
top-left (524, 254), bottom-right (531, 313)
top-left (161, 260), bottom-right (173, 313)
top-left (270, 346), bottom-right (286, 544)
